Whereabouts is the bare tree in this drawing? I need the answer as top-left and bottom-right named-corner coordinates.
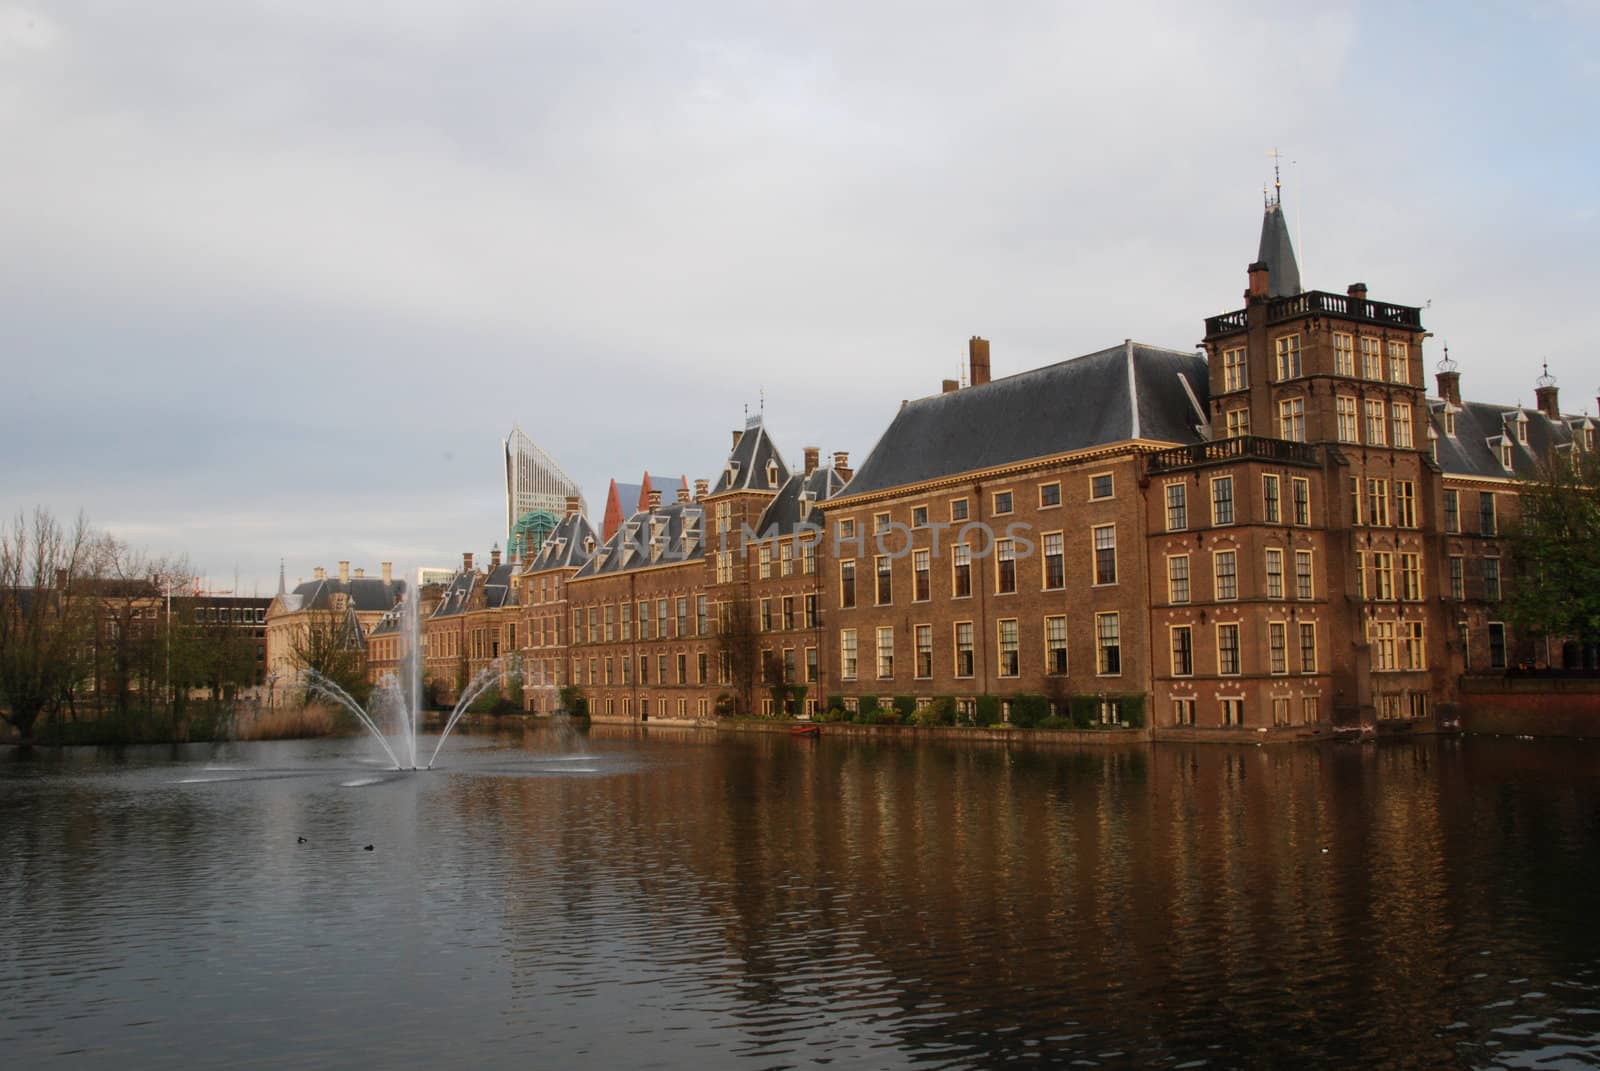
top-left (0, 509), bottom-right (96, 742)
top-left (290, 607), bottom-right (370, 707)
top-left (713, 596), bottom-right (761, 715)
top-left (84, 533), bottom-right (191, 717)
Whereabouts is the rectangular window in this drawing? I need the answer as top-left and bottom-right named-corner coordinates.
top-left (1395, 481), bottom-right (1416, 528)
top-left (839, 559), bottom-right (856, 608)
top-left (1096, 613), bottom-right (1121, 675)
top-left (1369, 620), bottom-right (1397, 670)
top-left (1480, 493), bottom-right (1497, 536)
top-left (910, 505), bottom-right (928, 529)
top-left (804, 594), bottom-right (818, 628)
top-left (1361, 336), bottom-right (1382, 379)
top-left (1214, 550), bottom-right (1238, 600)
top-left (1350, 476), bottom-right (1363, 525)
top-left (840, 629), bottom-right (858, 680)
top-left (1226, 408), bottom-right (1251, 438)
top-left (782, 596), bottom-right (795, 631)
top-left (1278, 397), bottom-right (1306, 442)
top-left (1449, 556), bottom-right (1464, 600)
top-left (1392, 403), bottom-right (1414, 449)
top-left (758, 545), bottom-right (772, 580)
top-left (697, 595), bottom-right (708, 636)
top-left (876, 626), bottom-right (894, 679)
top-left (603, 605), bottom-right (615, 642)
top-left (955, 622), bottom-right (974, 677)
top-left (875, 555), bottom-right (893, 605)
top-left (1218, 624), bottom-right (1241, 675)
top-left (873, 512), bottom-right (890, 534)
top-left (1272, 697), bottom-right (1291, 726)
top-left (760, 598), bottom-right (773, 632)
top-left (949, 498), bottom-right (969, 521)
top-left (1402, 622), bottom-right (1426, 670)
top-left (997, 619), bottom-right (1019, 677)
top-left (1336, 396), bottom-right (1359, 442)
top-left (1488, 622), bottom-right (1507, 669)
top-left (1269, 622), bottom-right (1287, 674)
top-left (677, 653), bottom-right (688, 685)
top-left (1367, 479), bottom-right (1390, 527)
top-left (1040, 482), bottom-right (1062, 507)
top-left (803, 544), bottom-right (817, 575)
top-left (996, 539), bottom-right (1017, 593)
top-left (915, 624), bottom-right (933, 678)
top-left (1334, 332), bottom-right (1354, 376)
top-left (1275, 334), bottom-right (1302, 380)
top-left (1400, 553), bottom-right (1422, 601)
top-left (805, 647), bottom-right (817, 683)
top-left (657, 599), bottom-right (668, 638)
top-left (1292, 479), bottom-right (1310, 525)
top-left (992, 491), bottom-right (1013, 515)
top-left (1299, 623), bottom-right (1317, 673)
top-left (913, 549), bottom-right (930, 601)
top-left (1223, 346), bottom-right (1247, 391)
top-left (1364, 400), bottom-right (1387, 445)
top-left (837, 517), bottom-right (855, 540)
top-left (620, 603), bottom-right (632, 640)
top-left (1173, 698), bottom-right (1197, 725)
top-left (1373, 552), bottom-right (1395, 600)
top-left (1266, 548), bottom-right (1284, 599)
top-left (1295, 549), bottom-right (1314, 599)
top-left (1212, 476), bottom-right (1235, 525)
top-left (1444, 490), bottom-right (1460, 533)
top-left (1387, 340), bottom-right (1409, 384)
top-left (953, 544), bottom-right (972, 598)
top-left (1222, 697), bottom-right (1245, 727)
top-left (1168, 555), bottom-right (1190, 603)
top-left (1045, 616), bottom-right (1068, 675)
top-left (1165, 483), bottom-right (1187, 531)
top-left (1171, 625), bottom-right (1193, 677)
top-left (1263, 474), bottom-right (1281, 523)
top-left (1484, 558), bottom-right (1502, 601)
top-left (1043, 532), bottom-right (1064, 589)
top-left (1092, 525), bottom-right (1117, 585)
top-left (676, 597), bottom-right (689, 637)
top-left (1089, 474), bottom-right (1113, 500)
top-left (699, 652), bottom-right (709, 684)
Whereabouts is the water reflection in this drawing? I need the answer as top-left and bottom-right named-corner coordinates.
top-left (1, 731), bottom-right (1598, 1068)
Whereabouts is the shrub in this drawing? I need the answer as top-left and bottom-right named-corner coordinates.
top-left (892, 696), bottom-right (918, 719)
top-left (860, 707), bottom-right (902, 726)
top-left (1009, 694), bottom-right (1050, 729)
top-left (1120, 695), bottom-right (1146, 728)
top-left (1039, 714), bottom-right (1071, 730)
top-left (929, 696), bottom-right (957, 725)
top-left (558, 685), bottom-right (588, 717)
top-left (859, 695), bottom-right (881, 719)
top-left (817, 705), bottom-right (849, 723)
top-left (1068, 696), bottom-right (1099, 729)
top-left (975, 695), bottom-right (1002, 727)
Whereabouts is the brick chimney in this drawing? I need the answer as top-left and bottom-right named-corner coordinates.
top-left (1247, 261), bottom-right (1270, 300)
top-left (942, 378), bottom-right (959, 394)
top-left (676, 487), bottom-right (691, 504)
top-left (1347, 282), bottom-right (1368, 302)
top-left (338, 560), bottom-right (350, 582)
top-left (314, 566), bottom-right (326, 580)
top-left (803, 446), bottom-right (820, 475)
top-left (832, 450), bottom-right (851, 480)
top-left (1436, 347), bottom-right (1462, 408)
top-left (1535, 364), bottom-right (1561, 419)
top-left (462, 552), bottom-right (474, 573)
top-left (490, 545), bottom-right (502, 568)
top-left (694, 478), bottom-right (710, 500)
top-left (648, 489), bottom-right (663, 510)
top-left (354, 568), bottom-right (365, 579)
top-left (381, 561), bottom-right (392, 583)
top-left (968, 336), bottom-right (991, 386)
top-left (564, 495), bottom-right (581, 518)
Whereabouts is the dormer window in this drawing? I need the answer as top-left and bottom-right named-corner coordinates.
top-left (583, 536), bottom-right (595, 553)
top-left (1443, 410), bottom-right (1456, 436)
top-left (1427, 425), bottom-right (1438, 463)
top-left (1499, 439), bottom-right (1513, 471)
top-left (766, 459), bottom-right (778, 485)
top-left (725, 461), bottom-right (740, 485)
top-left (1516, 413), bottom-right (1529, 445)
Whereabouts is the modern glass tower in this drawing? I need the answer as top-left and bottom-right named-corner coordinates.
top-left (503, 425), bottom-right (585, 561)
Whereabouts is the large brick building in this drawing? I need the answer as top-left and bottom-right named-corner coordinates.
top-left (504, 197), bottom-right (1593, 734)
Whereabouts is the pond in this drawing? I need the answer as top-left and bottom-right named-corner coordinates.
top-left (2, 727), bottom-right (1598, 1069)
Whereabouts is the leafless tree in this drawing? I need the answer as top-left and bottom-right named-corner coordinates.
top-left (713, 596), bottom-right (761, 715)
top-left (0, 509), bottom-right (96, 742)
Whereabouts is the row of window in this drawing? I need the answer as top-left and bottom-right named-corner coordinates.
top-left (835, 476), bottom-right (1117, 541)
top-left (1349, 478), bottom-right (1420, 528)
top-left (838, 527), bottom-right (1120, 607)
top-left (1222, 396), bottom-right (1415, 448)
top-left (1163, 475), bottom-right (1312, 531)
top-left (571, 650), bottom-right (716, 688)
top-left (567, 596), bottom-right (712, 644)
top-left (1222, 335), bottom-right (1410, 391)
top-left (1443, 490), bottom-right (1497, 536)
top-left (1169, 620), bottom-right (1320, 677)
top-left (1172, 694), bottom-right (1321, 727)
top-left (193, 606), bottom-right (267, 624)
top-left (1446, 555), bottom-right (1502, 601)
top-left (839, 614), bottom-right (1121, 681)
top-left (1353, 551), bottom-right (1429, 601)
top-left (754, 542), bottom-right (818, 579)
top-left (1165, 548), bottom-right (1316, 603)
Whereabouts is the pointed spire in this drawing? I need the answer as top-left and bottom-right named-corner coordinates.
top-left (277, 558), bottom-right (286, 596)
top-left (1256, 196), bottom-right (1302, 298)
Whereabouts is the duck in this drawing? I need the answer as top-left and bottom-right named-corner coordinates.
top-left (297, 836), bottom-right (307, 844)
top-left (363, 844), bottom-right (374, 851)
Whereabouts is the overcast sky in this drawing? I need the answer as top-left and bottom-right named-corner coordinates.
top-left (4, 1), bottom-right (1596, 593)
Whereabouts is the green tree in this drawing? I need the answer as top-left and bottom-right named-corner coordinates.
top-left (0, 509), bottom-right (96, 743)
top-left (1506, 451), bottom-right (1600, 648)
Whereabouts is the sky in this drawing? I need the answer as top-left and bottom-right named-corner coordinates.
top-left (3, 1), bottom-right (1597, 593)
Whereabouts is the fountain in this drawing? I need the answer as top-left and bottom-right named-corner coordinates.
top-left (302, 585), bottom-right (514, 771)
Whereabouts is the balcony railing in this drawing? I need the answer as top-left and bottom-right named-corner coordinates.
top-left (1204, 291), bottom-right (1424, 338)
top-left (1145, 435), bottom-right (1323, 474)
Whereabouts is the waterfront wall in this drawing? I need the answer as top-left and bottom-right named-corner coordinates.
top-left (1459, 676), bottom-right (1600, 737)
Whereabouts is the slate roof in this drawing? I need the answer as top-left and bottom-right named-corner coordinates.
top-left (837, 342), bottom-right (1209, 500)
top-left (430, 562), bottom-right (519, 619)
top-left (1429, 397), bottom-right (1585, 480)
top-left (276, 576), bottom-right (406, 615)
top-left (524, 511), bottom-right (599, 573)
top-left (572, 501), bottom-right (706, 579)
top-left (755, 465), bottom-right (848, 536)
top-left (712, 416), bottom-right (791, 494)
top-left (1258, 200), bottom-right (1302, 298)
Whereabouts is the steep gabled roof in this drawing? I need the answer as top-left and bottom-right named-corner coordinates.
top-left (1429, 398), bottom-right (1576, 480)
top-left (1258, 200), bottom-right (1302, 298)
top-left (572, 501), bottom-right (705, 579)
top-left (838, 342), bottom-right (1208, 500)
top-left (430, 570), bottom-right (477, 618)
top-left (755, 465), bottom-right (848, 536)
top-left (712, 416), bottom-right (790, 494)
top-left (280, 576), bottom-right (406, 615)
top-left (524, 512), bottom-right (599, 573)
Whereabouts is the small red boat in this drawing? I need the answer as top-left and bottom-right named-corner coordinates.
top-left (789, 725), bottom-right (821, 738)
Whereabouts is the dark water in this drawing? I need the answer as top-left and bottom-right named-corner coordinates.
top-left (2, 728), bottom-right (1599, 1070)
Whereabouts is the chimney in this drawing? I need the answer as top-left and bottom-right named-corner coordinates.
top-left (381, 561), bottom-right (392, 583)
top-left (338, 560), bottom-right (350, 583)
top-left (463, 551), bottom-right (474, 573)
top-left (490, 545), bottom-right (502, 568)
top-left (648, 489), bottom-right (663, 510)
top-left (676, 487), bottom-right (691, 504)
top-left (564, 495), bottom-right (581, 518)
top-left (314, 566), bottom-right (326, 580)
top-left (1535, 365), bottom-right (1561, 420)
top-left (1436, 347), bottom-right (1462, 409)
top-left (803, 446), bottom-right (820, 475)
top-left (968, 336), bottom-right (991, 386)
top-left (354, 568), bottom-right (365, 579)
top-left (1247, 261), bottom-right (1270, 300)
top-left (832, 450), bottom-right (851, 480)
top-left (942, 378), bottom-right (959, 394)
top-left (694, 478), bottom-right (710, 500)
top-left (1347, 282), bottom-right (1368, 302)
